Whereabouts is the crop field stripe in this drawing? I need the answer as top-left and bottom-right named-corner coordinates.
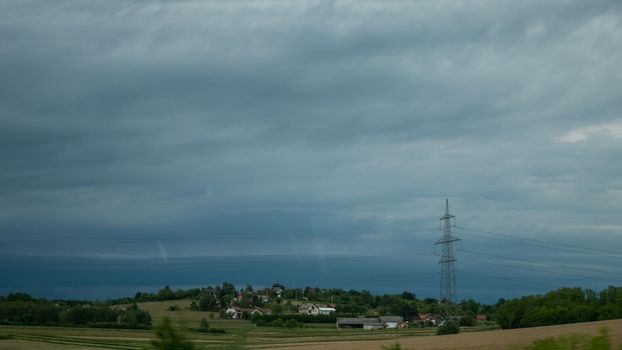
top-left (11, 333), bottom-right (145, 350)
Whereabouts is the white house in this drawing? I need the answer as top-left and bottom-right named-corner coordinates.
top-left (225, 307), bottom-right (241, 319)
top-left (225, 307), bottom-right (271, 319)
top-left (318, 307), bottom-right (336, 315)
top-left (298, 303), bottom-right (319, 315)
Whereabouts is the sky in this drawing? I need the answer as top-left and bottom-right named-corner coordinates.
top-left (1, 0), bottom-right (621, 303)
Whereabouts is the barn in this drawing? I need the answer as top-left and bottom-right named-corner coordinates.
top-left (336, 318), bottom-right (383, 329)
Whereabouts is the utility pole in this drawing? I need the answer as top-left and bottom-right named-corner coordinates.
top-left (435, 199), bottom-right (460, 321)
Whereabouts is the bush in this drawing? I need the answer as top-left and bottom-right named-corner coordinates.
top-left (152, 317), bottom-right (202, 350)
top-left (459, 316), bottom-right (476, 327)
top-left (253, 317), bottom-right (304, 328)
top-left (437, 320), bottom-right (460, 335)
top-left (284, 319), bottom-right (303, 328)
top-left (202, 328), bottom-right (227, 334)
top-left (88, 322), bottom-right (150, 330)
top-left (199, 318), bottom-right (209, 330)
top-left (195, 318), bottom-right (226, 334)
top-left (251, 313), bottom-right (336, 324)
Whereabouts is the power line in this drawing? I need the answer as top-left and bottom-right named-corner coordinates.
top-left (464, 255), bottom-right (619, 284)
top-left (460, 248), bottom-right (622, 279)
top-left (0, 227), bottom-right (435, 242)
top-left (456, 229), bottom-right (621, 259)
top-left (457, 226), bottom-right (622, 257)
top-left (0, 250), bottom-right (433, 268)
top-left (456, 269), bottom-right (560, 290)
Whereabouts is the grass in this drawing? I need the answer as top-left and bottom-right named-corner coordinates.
top-left (0, 322), bottom-right (438, 349)
top-left (9, 333), bottom-right (145, 350)
top-left (2, 300), bottom-right (620, 350)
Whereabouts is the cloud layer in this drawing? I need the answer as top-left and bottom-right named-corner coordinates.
top-left (1, 0), bottom-right (621, 300)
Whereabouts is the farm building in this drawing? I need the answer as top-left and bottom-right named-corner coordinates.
top-left (337, 318), bottom-right (383, 329)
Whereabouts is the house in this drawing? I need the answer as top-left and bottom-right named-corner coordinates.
top-left (250, 308), bottom-right (271, 316)
top-left (379, 316), bottom-right (406, 329)
top-left (225, 307), bottom-right (271, 319)
top-left (271, 287), bottom-right (283, 298)
top-left (336, 318), bottom-right (383, 330)
top-left (318, 307), bottom-right (336, 315)
top-left (476, 314), bottom-right (487, 321)
top-left (417, 313), bottom-right (439, 325)
top-left (225, 307), bottom-right (242, 319)
top-left (298, 303), bottom-right (319, 315)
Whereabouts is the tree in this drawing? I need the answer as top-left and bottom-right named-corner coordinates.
top-left (151, 317), bottom-right (201, 350)
top-left (437, 320), bottom-right (460, 335)
top-left (390, 301), bottom-right (418, 320)
top-left (199, 318), bottom-right (210, 332)
top-left (459, 311), bottom-right (476, 327)
top-left (219, 283), bottom-right (236, 306)
top-left (459, 299), bottom-right (481, 314)
top-left (158, 286), bottom-right (175, 301)
top-left (7, 293), bottom-right (32, 302)
top-left (125, 310), bottom-right (138, 328)
top-left (272, 304), bottom-right (284, 315)
top-left (361, 290), bottom-right (374, 306)
top-left (199, 291), bottom-right (218, 312)
top-left (401, 291), bottom-right (416, 301)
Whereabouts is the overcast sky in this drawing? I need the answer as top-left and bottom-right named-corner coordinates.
top-left (1, 0), bottom-right (621, 301)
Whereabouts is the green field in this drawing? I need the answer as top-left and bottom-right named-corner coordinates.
top-left (0, 323), bottom-right (445, 350)
top-left (13, 299), bottom-right (618, 350)
top-left (1, 317), bottom-right (620, 350)
top-left (0, 299), bottom-right (453, 349)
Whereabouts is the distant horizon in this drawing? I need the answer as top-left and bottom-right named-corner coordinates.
top-left (2, 254), bottom-right (615, 304)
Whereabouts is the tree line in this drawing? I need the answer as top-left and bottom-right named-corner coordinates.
top-left (494, 286), bottom-right (622, 329)
top-left (10, 283), bottom-right (619, 330)
top-left (0, 293), bottom-right (151, 329)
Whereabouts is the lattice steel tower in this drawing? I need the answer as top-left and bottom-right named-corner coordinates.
top-left (435, 199), bottom-right (460, 319)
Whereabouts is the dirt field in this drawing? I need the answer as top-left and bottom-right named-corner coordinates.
top-left (284, 319), bottom-right (622, 350)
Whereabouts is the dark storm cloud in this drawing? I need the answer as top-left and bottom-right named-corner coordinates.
top-left (1, 0), bottom-right (621, 299)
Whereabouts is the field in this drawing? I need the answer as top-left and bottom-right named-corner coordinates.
top-left (0, 300), bottom-right (620, 350)
top-left (290, 319), bottom-right (622, 350)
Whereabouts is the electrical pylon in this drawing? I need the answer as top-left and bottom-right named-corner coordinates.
top-left (435, 198), bottom-right (460, 320)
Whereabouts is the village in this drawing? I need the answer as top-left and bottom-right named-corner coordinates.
top-left (158, 284), bottom-right (490, 330)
